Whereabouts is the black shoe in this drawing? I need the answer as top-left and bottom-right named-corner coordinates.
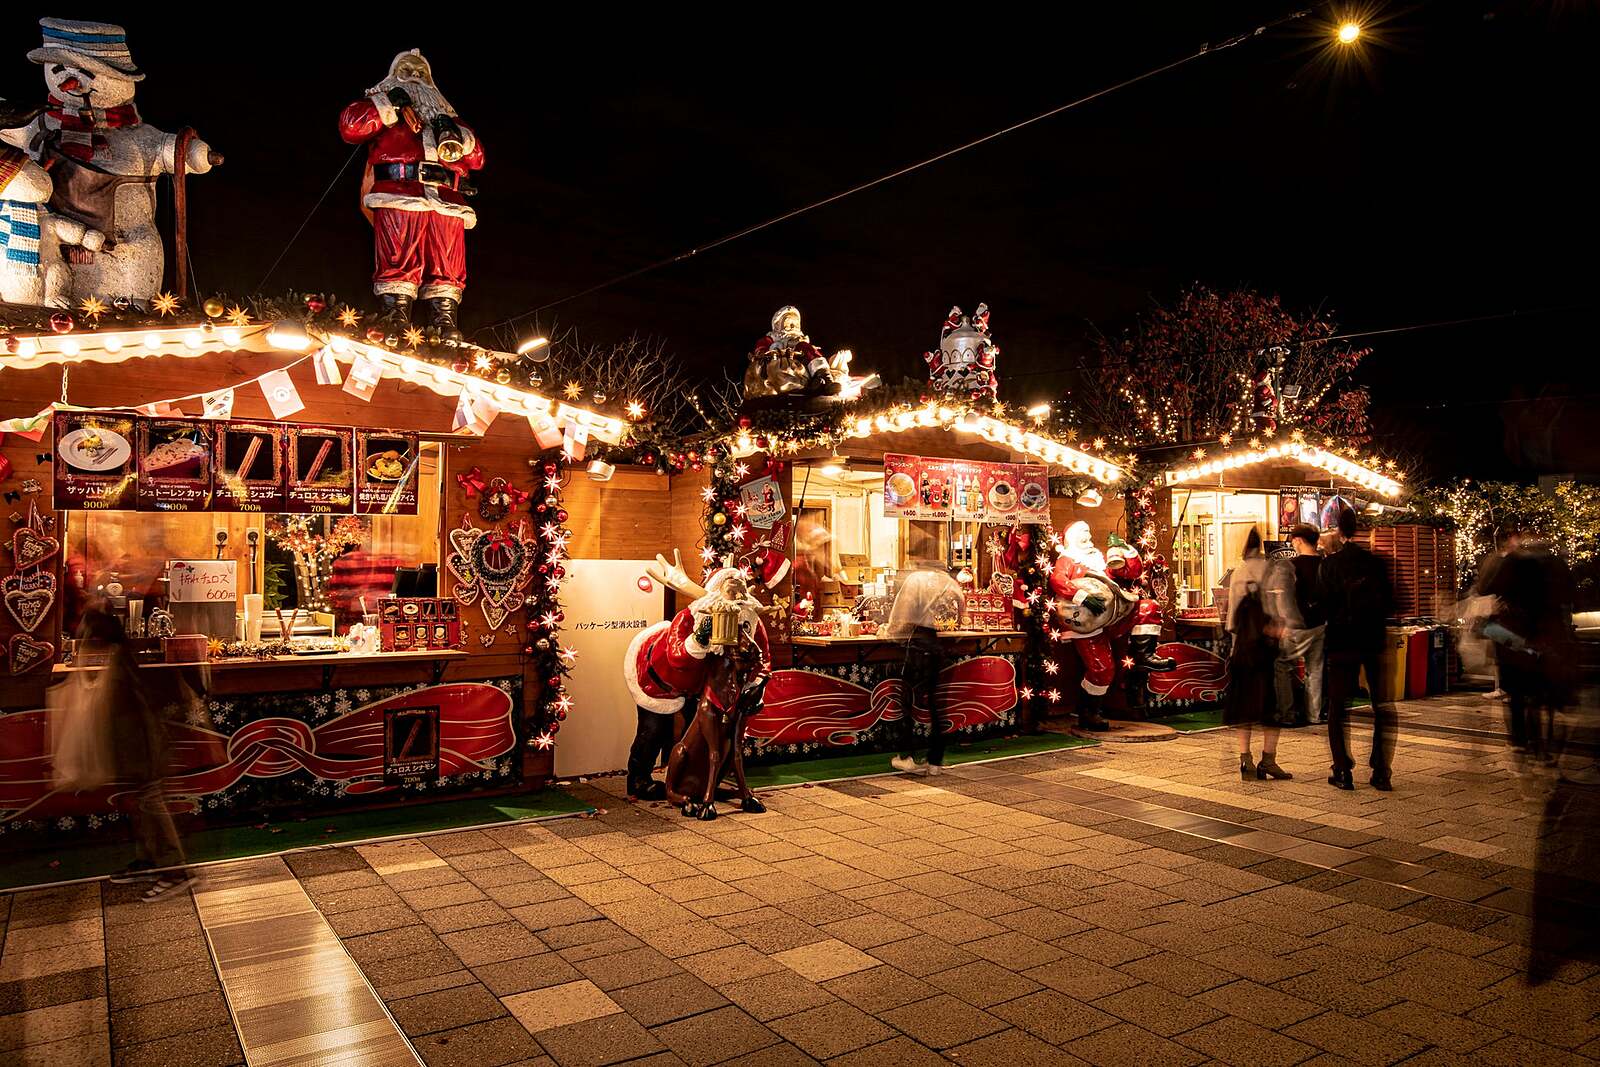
top-left (1078, 694), bottom-right (1111, 732)
top-left (422, 296), bottom-right (463, 344)
top-left (1130, 635), bottom-right (1176, 673)
top-left (374, 292), bottom-right (413, 340)
top-left (1328, 768), bottom-right (1355, 790)
top-left (740, 796), bottom-right (767, 814)
top-left (629, 781), bottom-right (666, 801)
top-left (1369, 773), bottom-right (1393, 792)
top-left (1239, 752), bottom-right (1256, 779)
top-left (1257, 756), bottom-right (1294, 780)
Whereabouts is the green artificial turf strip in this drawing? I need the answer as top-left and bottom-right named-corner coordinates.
top-left (744, 731), bottom-right (1097, 789)
top-left (0, 786), bottom-right (589, 893)
top-left (1152, 708), bottom-right (1227, 732)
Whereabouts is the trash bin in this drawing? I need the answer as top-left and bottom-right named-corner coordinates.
top-left (1406, 628), bottom-right (1430, 700)
top-left (1369, 627), bottom-right (1410, 704)
top-left (1426, 626), bottom-right (1448, 694)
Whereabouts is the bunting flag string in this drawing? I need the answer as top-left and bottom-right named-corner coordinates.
top-left (312, 345), bottom-right (343, 385)
top-left (201, 387), bottom-right (235, 420)
top-left (259, 368), bottom-right (305, 419)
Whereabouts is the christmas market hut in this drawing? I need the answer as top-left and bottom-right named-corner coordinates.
top-left (1131, 433), bottom-right (1433, 709)
top-left (0, 299), bottom-right (666, 841)
top-left (659, 304), bottom-right (1132, 763)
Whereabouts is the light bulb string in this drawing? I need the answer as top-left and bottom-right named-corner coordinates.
top-left (476, 8), bottom-right (1312, 341)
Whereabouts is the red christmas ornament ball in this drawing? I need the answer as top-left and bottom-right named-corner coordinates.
top-left (49, 312), bottom-right (73, 334)
top-left (543, 461), bottom-right (559, 475)
top-left (366, 326), bottom-right (386, 343)
top-left (304, 294), bottom-right (326, 314)
top-left (555, 708), bottom-right (567, 720)
top-left (556, 509), bottom-right (568, 523)
top-left (737, 415), bottom-right (752, 430)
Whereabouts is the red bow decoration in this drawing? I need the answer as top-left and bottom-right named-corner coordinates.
top-left (0, 683), bottom-right (516, 826)
top-left (746, 657), bottom-right (1017, 748)
top-left (456, 466), bottom-right (488, 498)
top-left (492, 478), bottom-right (529, 508)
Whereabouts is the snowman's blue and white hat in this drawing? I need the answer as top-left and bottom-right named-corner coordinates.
top-left (27, 19), bottom-right (144, 82)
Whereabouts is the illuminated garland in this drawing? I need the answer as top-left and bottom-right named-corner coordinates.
top-left (1161, 436), bottom-right (1402, 498)
top-left (1009, 522), bottom-right (1057, 718)
top-left (700, 444), bottom-right (743, 568)
top-left (523, 453), bottom-right (575, 750)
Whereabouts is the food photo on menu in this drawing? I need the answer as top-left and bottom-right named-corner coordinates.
top-left (356, 429), bottom-right (419, 515)
top-left (214, 422), bottom-right (287, 511)
top-left (137, 418), bottom-right (214, 511)
top-left (53, 412), bottom-right (138, 510)
top-left (286, 425), bottom-right (354, 510)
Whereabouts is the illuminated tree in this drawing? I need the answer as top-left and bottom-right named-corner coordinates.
top-left (1076, 284), bottom-right (1373, 447)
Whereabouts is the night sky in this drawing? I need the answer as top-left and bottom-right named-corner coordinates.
top-left (3, 3), bottom-right (1594, 480)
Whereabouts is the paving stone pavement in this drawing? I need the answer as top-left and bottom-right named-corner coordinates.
top-left (2, 701), bottom-right (1598, 1066)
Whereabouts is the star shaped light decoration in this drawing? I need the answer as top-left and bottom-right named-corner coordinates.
top-left (78, 295), bottom-right (107, 320)
top-left (1248, 437), bottom-right (1261, 449)
top-left (402, 326), bottom-right (427, 350)
top-left (1121, 655), bottom-right (1137, 670)
top-left (1290, 428), bottom-right (1306, 444)
top-left (1045, 688), bottom-right (1062, 704)
top-left (1219, 432), bottom-right (1233, 446)
top-left (336, 305), bottom-right (362, 328)
top-left (150, 291), bottom-right (180, 316)
top-left (532, 732), bottom-right (555, 750)
top-left (1191, 447), bottom-right (1207, 460)
top-left (225, 305), bottom-right (251, 328)
top-left (1065, 428), bottom-right (1079, 441)
top-left (734, 462), bottom-right (749, 479)
top-left (625, 400), bottom-right (646, 420)
top-left (1042, 659), bottom-right (1060, 675)
top-left (700, 546), bottom-right (717, 563)
top-left (564, 380), bottom-right (583, 400)
top-left (1019, 686), bottom-right (1034, 701)
top-left (700, 486), bottom-right (716, 502)
top-left (1092, 437), bottom-right (1107, 450)
top-left (473, 351), bottom-right (494, 373)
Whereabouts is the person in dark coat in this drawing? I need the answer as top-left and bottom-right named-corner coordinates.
top-left (1224, 528), bottom-right (1294, 780)
top-left (1320, 510), bottom-right (1396, 791)
top-left (1485, 530), bottom-right (1577, 755)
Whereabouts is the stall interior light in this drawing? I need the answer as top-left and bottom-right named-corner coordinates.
top-left (1076, 487), bottom-right (1103, 508)
top-left (1163, 442), bottom-right (1402, 497)
top-left (586, 459), bottom-right (616, 482)
top-left (516, 336), bottom-right (549, 355)
top-left (1026, 402), bottom-right (1051, 419)
top-left (820, 455), bottom-right (849, 477)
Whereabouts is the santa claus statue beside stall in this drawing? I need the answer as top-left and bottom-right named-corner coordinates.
top-left (1049, 522), bottom-right (1174, 730)
top-left (623, 553), bottom-right (772, 804)
top-left (340, 50), bottom-right (483, 344)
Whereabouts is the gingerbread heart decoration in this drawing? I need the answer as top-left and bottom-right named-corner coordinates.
top-left (3, 571), bottom-right (56, 633)
top-left (9, 632), bottom-right (53, 676)
top-left (13, 528), bottom-right (59, 570)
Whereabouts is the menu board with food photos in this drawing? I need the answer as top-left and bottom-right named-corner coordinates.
top-left (214, 421), bottom-right (286, 512)
top-left (881, 454), bottom-right (1053, 526)
top-left (355, 429), bottom-right (419, 515)
top-left (286, 425), bottom-right (354, 513)
top-left (136, 418), bottom-right (214, 511)
top-left (950, 460), bottom-right (986, 522)
top-left (1016, 464), bottom-right (1050, 522)
top-left (53, 412), bottom-right (137, 510)
top-left (882, 453), bottom-right (922, 519)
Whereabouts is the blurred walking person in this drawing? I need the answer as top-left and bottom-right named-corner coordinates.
top-left (1225, 528), bottom-right (1294, 780)
top-left (1485, 528), bottom-right (1577, 756)
top-left (78, 609), bottom-right (193, 899)
top-left (1275, 523), bottom-right (1327, 725)
top-left (886, 560), bottom-right (963, 775)
top-left (1320, 510), bottom-right (1396, 791)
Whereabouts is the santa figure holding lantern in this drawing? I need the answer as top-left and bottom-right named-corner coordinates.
top-left (340, 49), bottom-right (483, 345)
top-left (1049, 522), bottom-right (1174, 730)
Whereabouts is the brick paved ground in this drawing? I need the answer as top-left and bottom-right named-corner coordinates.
top-left (2, 698), bottom-right (1597, 1066)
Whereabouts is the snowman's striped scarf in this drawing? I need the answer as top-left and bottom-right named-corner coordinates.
top-left (0, 146), bottom-right (42, 273)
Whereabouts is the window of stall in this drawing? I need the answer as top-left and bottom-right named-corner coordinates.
top-left (1169, 488), bottom-right (1278, 609)
top-left (59, 443), bottom-right (442, 642)
top-left (793, 460), bottom-right (995, 612)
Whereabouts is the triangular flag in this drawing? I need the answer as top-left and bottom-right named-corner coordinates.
top-left (313, 345), bottom-right (343, 386)
top-left (343, 351), bottom-right (384, 402)
top-left (259, 368), bottom-right (305, 419)
top-left (140, 401), bottom-right (184, 417)
top-left (0, 408), bottom-right (53, 440)
top-left (562, 422), bottom-right (589, 462)
top-left (201, 388), bottom-right (235, 420)
top-left (529, 414), bottom-right (563, 450)
top-left (453, 386), bottom-right (501, 436)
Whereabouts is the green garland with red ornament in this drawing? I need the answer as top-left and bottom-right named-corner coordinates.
top-left (522, 451), bottom-right (574, 751)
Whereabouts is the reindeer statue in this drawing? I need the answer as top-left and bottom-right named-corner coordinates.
top-left (625, 551), bottom-right (772, 820)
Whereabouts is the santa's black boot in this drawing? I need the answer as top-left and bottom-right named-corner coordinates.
top-left (1130, 635), bottom-right (1176, 672)
top-left (423, 296), bottom-right (464, 344)
top-left (375, 293), bottom-right (413, 341)
top-left (1077, 692), bottom-right (1112, 732)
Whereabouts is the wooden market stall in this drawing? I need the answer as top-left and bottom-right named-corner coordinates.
top-left (0, 314), bottom-right (659, 836)
top-left (1130, 436), bottom-right (1419, 708)
top-left (666, 402), bottom-right (1128, 759)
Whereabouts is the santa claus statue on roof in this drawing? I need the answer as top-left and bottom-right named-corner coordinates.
top-left (340, 50), bottom-right (483, 344)
top-left (1048, 522), bottom-right (1174, 730)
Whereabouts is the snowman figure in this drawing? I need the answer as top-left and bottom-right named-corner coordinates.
top-left (1, 98), bottom-right (103, 306)
top-left (9, 19), bottom-right (219, 307)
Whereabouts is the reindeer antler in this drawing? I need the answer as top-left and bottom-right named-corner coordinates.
top-left (646, 549), bottom-right (708, 601)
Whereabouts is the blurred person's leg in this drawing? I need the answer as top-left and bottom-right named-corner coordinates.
top-left (1325, 657), bottom-right (1357, 787)
top-left (1367, 650), bottom-right (1396, 787)
top-left (923, 647), bottom-right (947, 769)
top-left (1258, 726), bottom-right (1292, 779)
top-left (1234, 726), bottom-right (1255, 778)
top-left (1273, 633), bottom-right (1302, 725)
top-left (1304, 626), bottom-right (1326, 723)
top-left (895, 644), bottom-right (920, 764)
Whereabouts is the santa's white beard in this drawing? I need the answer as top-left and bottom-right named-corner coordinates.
top-left (371, 76), bottom-right (457, 121)
top-left (1064, 545), bottom-right (1107, 573)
